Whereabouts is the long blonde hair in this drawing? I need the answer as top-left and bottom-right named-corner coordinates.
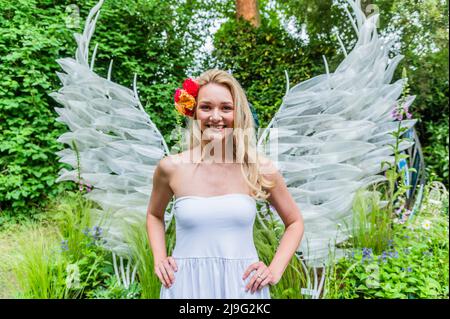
top-left (180, 69), bottom-right (275, 200)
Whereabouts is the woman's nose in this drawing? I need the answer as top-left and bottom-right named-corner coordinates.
top-left (211, 108), bottom-right (222, 120)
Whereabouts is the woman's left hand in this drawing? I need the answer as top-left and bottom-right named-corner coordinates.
top-left (242, 261), bottom-right (280, 293)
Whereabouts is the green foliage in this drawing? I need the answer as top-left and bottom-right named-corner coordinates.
top-left (327, 212), bottom-right (449, 298)
top-left (0, 0), bottom-right (78, 220)
top-left (274, 0), bottom-right (358, 53)
top-left (47, 190), bottom-right (96, 260)
top-left (0, 0), bottom-right (214, 220)
top-left (273, 0), bottom-right (449, 184)
top-left (126, 222), bottom-right (164, 299)
top-left (254, 202), bottom-right (308, 299)
top-left (325, 182), bottom-right (449, 299)
top-left (207, 4), bottom-right (332, 129)
top-left (381, 107), bottom-right (417, 219)
top-left (46, 190), bottom-right (113, 298)
top-left (12, 189), bottom-right (116, 299)
top-left (12, 226), bottom-right (68, 298)
top-left (350, 189), bottom-right (393, 254)
top-left (62, 230), bottom-right (113, 298)
top-left (393, 1), bottom-right (449, 185)
top-left (89, 276), bottom-right (141, 299)
top-left (423, 119), bottom-right (449, 185)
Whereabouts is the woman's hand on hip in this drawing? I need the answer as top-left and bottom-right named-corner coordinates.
top-left (154, 256), bottom-right (178, 288)
top-left (242, 261), bottom-right (280, 293)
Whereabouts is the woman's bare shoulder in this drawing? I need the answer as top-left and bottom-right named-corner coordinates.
top-left (157, 154), bottom-right (179, 177)
top-left (157, 151), bottom-right (191, 176)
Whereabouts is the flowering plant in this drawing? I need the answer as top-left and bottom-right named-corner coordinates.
top-left (382, 68), bottom-right (416, 219)
top-left (174, 78), bottom-right (200, 117)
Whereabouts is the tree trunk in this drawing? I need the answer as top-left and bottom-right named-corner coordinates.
top-left (235, 0), bottom-right (260, 28)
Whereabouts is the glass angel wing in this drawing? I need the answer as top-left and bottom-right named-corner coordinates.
top-left (257, 0), bottom-right (420, 267)
top-left (49, 0), bottom-right (170, 261)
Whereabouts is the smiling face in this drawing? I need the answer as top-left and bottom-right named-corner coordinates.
top-left (195, 82), bottom-right (235, 141)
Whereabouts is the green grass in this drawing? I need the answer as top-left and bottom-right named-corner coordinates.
top-left (125, 222), bottom-right (162, 299)
top-left (349, 188), bottom-right (393, 254)
top-left (254, 204), bottom-right (308, 298)
top-left (0, 222), bottom-right (59, 298)
top-left (7, 223), bottom-right (67, 298)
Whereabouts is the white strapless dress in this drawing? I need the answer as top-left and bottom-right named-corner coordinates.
top-left (159, 193), bottom-right (271, 299)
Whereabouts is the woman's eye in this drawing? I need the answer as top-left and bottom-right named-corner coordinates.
top-left (200, 105), bottom-right (210, 109)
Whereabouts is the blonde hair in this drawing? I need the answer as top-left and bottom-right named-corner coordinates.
top-left (180, 69), bottom-right (275, 200)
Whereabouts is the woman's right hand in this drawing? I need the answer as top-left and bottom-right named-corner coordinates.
top-left (154, 256), bottom-right (178, 288)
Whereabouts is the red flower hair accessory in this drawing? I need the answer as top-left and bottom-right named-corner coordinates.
top-left (174, 78), bottom-right (200, 117)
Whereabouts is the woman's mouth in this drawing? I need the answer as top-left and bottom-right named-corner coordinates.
top-left (206, 125), bottom-right (226, 131)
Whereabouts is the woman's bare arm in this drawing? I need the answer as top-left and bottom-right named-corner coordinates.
top-left (244, 156), bottom-right (304, 291)
top-left (264, 159), bottom-right (304, 282)
top-left (243, 156), bottom-right (304, 292)
top-left (146, 156), bottom-right (177, 287)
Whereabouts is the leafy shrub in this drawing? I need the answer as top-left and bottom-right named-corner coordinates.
top-left (0, 0), bottom-right (77, 221)
top-left (0, 0), bottom-right (214, 221)
top-left (325, 183), bottom-right (449, 299)
top-left (12, 189), bottom-right (115, 298)
top-left (88, 276), bottom-right (141, 299)
top-left (61, 226), bottom-right (113, 298)
top-left (423, 119), bottom-right (449, 186)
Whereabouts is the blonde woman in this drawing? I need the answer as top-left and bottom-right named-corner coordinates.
top-left (146, 69), bottom-right (304, 299)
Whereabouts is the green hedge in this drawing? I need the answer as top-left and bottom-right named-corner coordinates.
top-left (0, 0), bottom-right (76, 221)
top-left (0, 0), bottom-right (213, 221)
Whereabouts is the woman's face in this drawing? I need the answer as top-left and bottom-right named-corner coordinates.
top-left (195, 83), bottom-right (235, 141)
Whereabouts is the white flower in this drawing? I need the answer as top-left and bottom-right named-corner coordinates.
top-left (422, 220), bottom-right (432, 230)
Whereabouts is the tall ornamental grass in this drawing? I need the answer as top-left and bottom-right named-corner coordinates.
top-left (12, 226), bottom-right (68, 298)
top-left (350, 188), bottom-right (393, 254)
top-left (254, 203), bottom-right (308, 299)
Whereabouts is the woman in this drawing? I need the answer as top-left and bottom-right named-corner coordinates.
top-left (146, 69), bottom-right (304, 299)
